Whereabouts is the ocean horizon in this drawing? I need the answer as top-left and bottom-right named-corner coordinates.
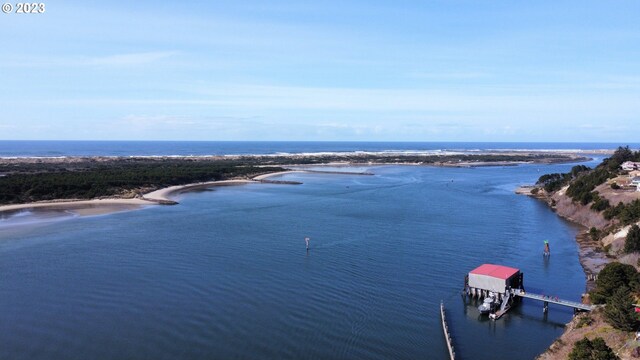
top-left (0, 140), bottom-right (638, 158)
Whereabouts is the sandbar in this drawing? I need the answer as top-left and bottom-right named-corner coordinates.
top-left (143, 179), bottom-right (255, 202)
top-left (0, 168), bottom-right (373, 221)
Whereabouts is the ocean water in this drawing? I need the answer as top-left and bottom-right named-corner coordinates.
top-left (0, 140), bottom-right (637, 157)
top-left (0, 158), bottom-right (598, 359)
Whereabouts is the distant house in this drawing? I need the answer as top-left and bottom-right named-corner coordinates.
top-left (622, 161), bottom-right (640, 171)
top-left (632, 177), bottom-right (640, 187)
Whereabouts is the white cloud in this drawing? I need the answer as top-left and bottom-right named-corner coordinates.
top-left (89, 51), bottom-right (177, 66)
top-left (28, 81), bottom-right (640, 120)
top-left (408, 72), bottom-right (492, 80)
top-left (0, 51), bottom-right (178, 68)
top-left (117, 114), bottom-right (266, 131)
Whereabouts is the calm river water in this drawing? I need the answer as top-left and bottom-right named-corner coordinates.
top-left (0, 160), bottom-right (597, 359)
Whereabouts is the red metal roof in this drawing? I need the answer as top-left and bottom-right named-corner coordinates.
top-left (470, 264), bottom-right (519, 280)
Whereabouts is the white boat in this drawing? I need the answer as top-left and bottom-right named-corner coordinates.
top-left (478, 293), bottom-right (498, 314)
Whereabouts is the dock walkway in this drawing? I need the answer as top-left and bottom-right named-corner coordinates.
top-left (511, 289), bottom-right (592, 311)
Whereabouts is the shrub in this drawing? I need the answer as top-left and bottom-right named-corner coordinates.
top-left (618, 200), bottom-right (640, 225)
top-left (537, 173), bottom-right (569, 192)
top-left (604, 202), bottom-right (625, 220)
top-left (536, 165), bottom-right (590, 193)
top-left (568, 337), bottom-right (618, 360)
top-left (576, 315), bottom-right (593, 328)
top-left (591, 193), bottom-right (611, 212)
top-left (611, 183), bottom-right (620, 190)
top-left (604, 286), bottom-right (639, 331)
top-left (591, 262), bottom-right (640, 304)
top-left (589, 227), bottom-right (600, 241)
top-left (624, 225), bottom-right (640, 253)
top-left (567, 168), bottom-right (615, 204)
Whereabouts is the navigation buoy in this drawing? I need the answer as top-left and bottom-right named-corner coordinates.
top-left (543, 240), bottom-right (550, 256)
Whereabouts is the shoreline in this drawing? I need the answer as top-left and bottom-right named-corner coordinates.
top-left (0, 179), bottom-right (268, 219)
top-left (515, 186), bottom-right (619, 358)
top-left (143, 179), bottom-right (256, 202)
top-left (0, 151), bottom-right (591, 167)
top-left (0, 198), bottom-right (155, 218)
top-left (1, 160), bottom-right (586, 225)
top-left (0, 148), bottom-right (612, 161)
top-left (0, 169), bottom-right (371, 220)
top-left (516, 186), bottom-right (610, 289)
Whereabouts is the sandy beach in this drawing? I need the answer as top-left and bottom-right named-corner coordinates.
top-left (143, 179), bottom-right (255, 202)
top-left (0, 198), bottom-right (154, 217)
top-left (0, 179), bottom-right (260, 219)
top-left (0, 168), bottom-right (330, 219)
top-left (0, 168), bottom-right (373, 221)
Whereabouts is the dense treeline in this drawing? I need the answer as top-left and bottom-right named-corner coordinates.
top-left (536, 165), bottom-right (590, 192)
top-left (566, 167), bottom-right (614, 205)
top-left (0, 153), bottom-right (579, 175)
top-left (0, 159), bottom-right (284, 204)
top-left (536, 146), bottom-right (640, 225)
top-left (239, 153), bottom-right (580, 165)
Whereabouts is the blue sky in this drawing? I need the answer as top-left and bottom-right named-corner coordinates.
top-left (1, 1), bottom-right (638, 141)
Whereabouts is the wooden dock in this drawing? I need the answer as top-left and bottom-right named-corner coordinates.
top-left (489, 304), bottom-right (512, 320)
top-left (489, 291), bottom-right (512, 320)
top-left (440, 301), bottom-right (456, 360)
top-left (511, 289), bottom-right (592, 312)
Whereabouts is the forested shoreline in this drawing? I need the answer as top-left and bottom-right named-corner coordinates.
top-left (0, 153), bottom-right (585, 205)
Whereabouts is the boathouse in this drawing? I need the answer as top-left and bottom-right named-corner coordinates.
top-left (467, 264), bottom-right (522, 299)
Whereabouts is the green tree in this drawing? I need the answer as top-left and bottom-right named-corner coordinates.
top-left (591, 193), bottom-right (611, 212)
top-left (591, 262), bottom-right (640, 304)
top-left (569, 337), bottom-right (618, 360)
top-left (604, 286), bottom-right (639, 331)
top-left (610, 146), bottom-right (634, 166)
top-left (589, 227), bottom-right (600, 242)
top-left (618, 200), bottom-right (640, 225)
top-left (624, 225), bottom-right (640, 253)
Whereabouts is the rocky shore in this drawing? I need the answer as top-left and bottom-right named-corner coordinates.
top-left (517, 183), bottom-right (640, 359)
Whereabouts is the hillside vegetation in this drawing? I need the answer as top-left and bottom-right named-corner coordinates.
top-left (535, 146), bottom-right (640, 227)
top-left (532, 147), bottom-right (640, 358)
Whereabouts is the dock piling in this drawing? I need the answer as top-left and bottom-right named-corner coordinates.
top-left (440, 301), bottom-right (456, 360)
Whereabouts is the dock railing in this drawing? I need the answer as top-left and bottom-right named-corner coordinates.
top-left (511, 289), bottom-right (592, 311)
top-left (440, 301), bottom-right (456, 360)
